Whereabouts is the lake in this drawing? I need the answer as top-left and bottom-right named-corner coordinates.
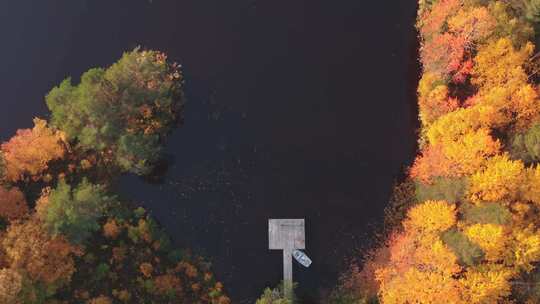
top-left (0, 0), bottom-right (418, 302)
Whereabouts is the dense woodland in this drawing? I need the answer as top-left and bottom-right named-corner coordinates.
top-left (0, 49), bottom-right (230, 304)
top-left (328, 0), bottom-right (540, 303)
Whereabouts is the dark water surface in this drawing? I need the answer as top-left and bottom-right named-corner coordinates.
top-left (0, 1), bottom-right (418, 302)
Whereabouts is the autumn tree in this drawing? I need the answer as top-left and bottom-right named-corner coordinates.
top-left (0, 186), bottom-right (28, 222)
top-left (375, 231), bottom-right (462, 304)
top-left (468, 154), bottom-right (525, 203)
top-left (509, 226), bottom-right (540, 272)
top-left (46, 49), bottom-right (184, 175)
top-left (0, 268), bottom-right (22, 304)
top-left (417, 74), bottom-right (459, 126)
top-left (102, 218), bottom-right (122, 239)
top-left (2, 218), bottom-right (81, 286)
top-left (411, 129), bottom-right (500, 183)
top-left (472, 37), bottom-right (532, 90)
top-left (39, 179), bottom-right (114, 244)
top-left (465, 223), bottom-right (508, 261)
top-left (425, 104), bottom-right (504, 146)
top-left (417, 0), bottom-right (462, 42)
top-left (376, 201), bottom-right (463, 303)
top-left (1, 118), bottom-right (65, 182)
top-left (418, 1), bottom-right (497, 83)
top-left (445, 129), bottom-right (500, 173)
top-left (459, 264), bottom-right (513, 303)
top-left (447, 5), bottom-right (496, 44)
top-left (404, 200), bottom-right (456, 233)
top-left (153, 274), bottom-right (183, 297)
top-left (409, 144), bottom-right (457, 183)
top-left (420, 32), bottom-right (472, 82)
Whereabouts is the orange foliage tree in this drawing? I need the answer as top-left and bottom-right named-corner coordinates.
top-left (0, 268), bottom-right (22, 304)
top-left (0, 186), bottom-right (28, 221)
top-left (2, 218), bottom-right (82, 286)
top-left (1, 118), bottom-right (65, 182)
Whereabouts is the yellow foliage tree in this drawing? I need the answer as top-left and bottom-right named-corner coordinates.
top-left (509, 226), bottom-right (540, 272)
top-left (378, 267), bottom-right (463, 304)
top-left (376, 231), bottom-right (462, 303)
top-left (418, 74), bottom-right (459, 127)
top-left (472, 37), bottom-right (532, 90)
top-left (468, 154), bottom-right (525, 203)
top-left (442, 128), bottom-right (501, 176)
top-left (509, 83), bottom-right (540, 131)
top-left (377, 200), bottom-right (462, 303)
top-left (465, 223), bottom-right (508, 262)
top-left (426, 103), bottom-right (506, 145)
top-left (405, 200), bottom-right (456, 232)
top-left (459, 264), bottom-right (514, 304)
top-left (448, 6), bottom-right (496, 43)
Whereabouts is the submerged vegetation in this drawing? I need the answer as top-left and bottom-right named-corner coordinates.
top-left (332, 0), bottom-right (540, 303)
top-left (0, 49), bottom-right (229, 303)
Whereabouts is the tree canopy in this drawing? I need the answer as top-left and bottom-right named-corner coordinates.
top-left (0, 48), bottom-right (230, 304)
top-left (39, 179), bottom-right (113, 244)
top-left (46, 48), bottom-right (184, 175)
top-left (1, 118), bottom-right (65, 182)
top-left (333, 0), bottom-right (540, 302)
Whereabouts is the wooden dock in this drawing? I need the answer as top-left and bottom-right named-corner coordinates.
top-left (269, 219), bottom-right (305, 299)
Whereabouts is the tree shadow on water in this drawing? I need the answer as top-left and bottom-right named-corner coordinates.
top-left (139, 153), bottom-right (176, 185)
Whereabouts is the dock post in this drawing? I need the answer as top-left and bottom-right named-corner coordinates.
top-left (283, 246), bottom-right (293, 300)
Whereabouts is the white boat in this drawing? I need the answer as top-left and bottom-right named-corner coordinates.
top-left (292, 249), bottom-right (312, 267)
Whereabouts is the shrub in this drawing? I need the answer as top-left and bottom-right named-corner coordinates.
top-left (256, 283), bottom-right (296, 304)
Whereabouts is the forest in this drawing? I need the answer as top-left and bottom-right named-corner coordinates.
top-left (0, 49), bottom-right (230, 303)
top-left (327, 0), bottom-right (540, 303)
